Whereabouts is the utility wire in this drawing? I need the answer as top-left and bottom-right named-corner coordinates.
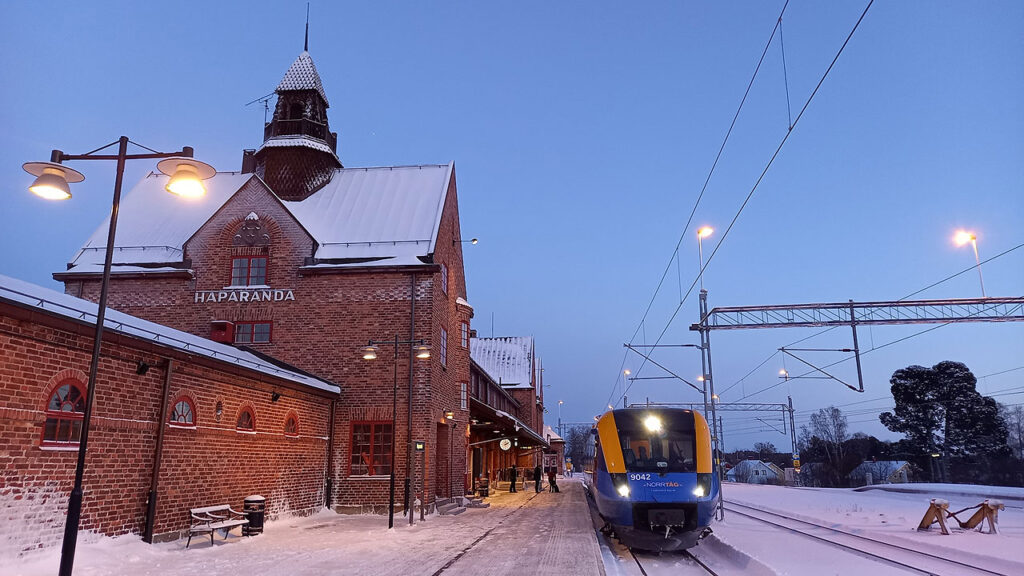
top-left (721, 241), bottom-right (1024, 400)
top-left (615, 0), bottom-right (875, 408)
top-left (605, 1), bottom-right (793, 412)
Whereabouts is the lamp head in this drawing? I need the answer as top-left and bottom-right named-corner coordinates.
top-left (23, 162), bottom-right (84, 201)
top-left (697, 226), bottom-right (714, 239)
top-left (444, 410), bottom-right (456, 420)
top-left (157, 157), bottom-right (216, 198)
top-left (360, 345), bottom-right (379, 360)
top-left (953, 230), bottom-right (976, 246)
top-left (413, 344), bottom-right (431, 359)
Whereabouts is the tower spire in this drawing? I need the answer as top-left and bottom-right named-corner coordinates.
top-left (304, 3), bottom-right (309, 51)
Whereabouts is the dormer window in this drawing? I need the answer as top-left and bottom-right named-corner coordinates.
top-left (231, 213), bottom-right (270, 286)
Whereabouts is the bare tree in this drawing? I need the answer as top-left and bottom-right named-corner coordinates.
top-left (754, 441), bottom-right (777, 458)
top-left (564, 425), bottom-right (594, 472)
top-left (809, 406), bottom-right (848, 469)
top-left (1000, 404), bottom-right (1024, 459)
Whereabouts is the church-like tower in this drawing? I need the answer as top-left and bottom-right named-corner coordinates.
top-left (249, 50), bottom-right (342, 200)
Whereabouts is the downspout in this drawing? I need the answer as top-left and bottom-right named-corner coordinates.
top-left (325, 398), bottom-right (336, 510)
top-left (405, 272), bottom-right (416, 523)
top-left (143, 358), bottom-right (173, 543)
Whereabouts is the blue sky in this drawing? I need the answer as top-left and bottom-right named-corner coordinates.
top-left (1, 1), bottom-right (1021, 449)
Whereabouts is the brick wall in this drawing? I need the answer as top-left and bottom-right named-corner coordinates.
top-left (0, 303), bottom-right (333, 554)
top-left (61, 169), bottom-right (473, 511)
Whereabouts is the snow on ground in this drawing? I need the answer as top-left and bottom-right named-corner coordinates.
top-left (712, 482), bottom-right (1024, 575)
top-left (9, 481), bottom-right (604, 576)
top-left (594, 481), bottom-right (1024, 576)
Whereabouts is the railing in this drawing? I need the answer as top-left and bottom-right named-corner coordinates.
top-left (263, 119), bottom-right (337, 150)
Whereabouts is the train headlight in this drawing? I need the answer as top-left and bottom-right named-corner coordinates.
top-left (617, 484), bottom-right (631, 498)
top-left (643, 415), bottom-right (662, 433)
top-left (692, 485), bottom-right (705, 498)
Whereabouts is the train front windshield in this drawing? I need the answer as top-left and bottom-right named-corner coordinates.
top-left (617, 412), bottom-right (697, 473)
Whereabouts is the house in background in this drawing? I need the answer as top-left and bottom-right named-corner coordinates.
top-left (726, 459), bottom-right (783, 485)
top-left (848, 460), bottom-right (911, 486)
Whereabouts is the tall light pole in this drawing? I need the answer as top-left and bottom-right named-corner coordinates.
top-left (954, 230), bottom-right (986, 297)
top-left (24, 137), bottom-right (214, 576)
top-left (557, 400), bottom-right (563, 438)
top-left (697, 226), bottom-right (713, 291)
top-left (359, 337), bottom-right (430, 529)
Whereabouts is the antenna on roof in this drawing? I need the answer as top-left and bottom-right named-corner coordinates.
top-left (304, 2), bottom-right (310, 51)
top-left (245, 91), bottom-right (276, 124)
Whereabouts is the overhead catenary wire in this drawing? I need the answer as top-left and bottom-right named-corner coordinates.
top-left (613, 0), bottom-right (876, 409)
top-left (721, 240), bottom-right (1024, 400)
top-left (603, 1), bottom-right (794, 413)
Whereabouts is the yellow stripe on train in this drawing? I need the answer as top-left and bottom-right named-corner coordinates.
top-left (694, 410), bottom-right (712, 474)
top-left (596, 412), bottom-right (626, 474)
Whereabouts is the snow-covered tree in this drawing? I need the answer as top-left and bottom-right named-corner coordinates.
top-left (999, 404), bottom-right (1024, 459)
top-left (880, 361), bottom-right (1011, 483)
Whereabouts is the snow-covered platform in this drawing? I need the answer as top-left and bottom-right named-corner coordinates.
top-left (11, 479), bottom-right (604, 576)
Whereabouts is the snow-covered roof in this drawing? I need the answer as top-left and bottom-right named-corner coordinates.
top-left (726, 460), bottom-right (780, 477)
top-left (61, 164), bottom-right (455, 274)
top-left (276, 51), bottom-right (329, 105)
top-left (470, 336), bottom-right (534, 389)
top-left (258, 136), bottom-right (338, 159)
top-left (0, 274), bottom-right (339, 394)
top-left (543, 425), bottom-right (563, 443)
top-left (287, 164), bottom-right (452, 262)
top-left (64, 172), bottom-right (253, 272)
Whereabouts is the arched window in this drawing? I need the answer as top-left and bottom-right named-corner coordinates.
top-left (236, 407), bottom-right (256, 432)
top-left (42, 379), bottom-right (86, 446)
top-left (169, 396), bottom-right (196, 427)
top-left (284, 413), bottom-right (299, 437)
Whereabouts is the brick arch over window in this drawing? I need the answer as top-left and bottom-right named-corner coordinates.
top-left (284, 411), bottom-right (299, 437)
top-left (41, 374), bottom-right (88, 447)
top-left (224, 212), bottom-right (285, 288)
top-left (169, 393), bottom-right (198, 427)
top-left (236, 403), bottom-right (257, 432)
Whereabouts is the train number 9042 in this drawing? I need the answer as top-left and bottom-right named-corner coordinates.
top-left (628, 473), bottom-right (651, 481)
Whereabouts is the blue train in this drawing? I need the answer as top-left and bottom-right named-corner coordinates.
top-left (585, 408), bottom-right (719, 551)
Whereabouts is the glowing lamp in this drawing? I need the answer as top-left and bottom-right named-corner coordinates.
top-left (697, 226), bottom-right (714, 238)
top-left (360, 345), bottom-right (379, 360)
top-left (23, 162), bottom-right (84, 200)
top-left (617, 484), bottom-right (630, 498)
top-left (157, 157), bottom-right (216, 198)
top-left (414, 345), bottom-right (431, 359)
top-left (953, 230), bottom-right (976, 246)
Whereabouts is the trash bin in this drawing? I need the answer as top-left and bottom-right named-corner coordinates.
top-left (243, 495), bottom-right (266, 536)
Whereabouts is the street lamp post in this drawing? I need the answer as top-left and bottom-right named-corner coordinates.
top-left (557, 400), bottom-right (563, 438)
top-left (444, 409), bottom-right (456, 499)
top-left (359, 337), bottom-right (430, 529)
top-left (697, 226), bottom-right (713, 291)
top-left (23, 136), bottom-right (214, 576)
top-left (954, 230), bottom-right (986, 297)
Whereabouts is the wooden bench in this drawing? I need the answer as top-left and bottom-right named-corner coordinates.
top-left (188, 504), bottom-right (249, 548)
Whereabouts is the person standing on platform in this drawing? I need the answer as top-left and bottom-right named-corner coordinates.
top-left (566, 462), bottom-right (573, 478)
top-left (509, 466), bottom-right (518, 493)
top-left (534, 464), bottom-right (543, 493)
top-left (548, 468), bottom-right (560, 493)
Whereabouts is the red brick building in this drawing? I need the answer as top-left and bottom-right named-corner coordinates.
top-left (55, 49), bottom-right (474, 514)
top-left (0, 275), bottom-right (339, 554)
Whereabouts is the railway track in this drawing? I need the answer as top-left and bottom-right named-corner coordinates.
top-left (628, 548), bottom-right (720, 576)
top-left (724, 500), bottom-right (1009, 576)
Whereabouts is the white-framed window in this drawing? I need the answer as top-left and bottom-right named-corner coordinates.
top-left (460, 383), bottom-right (467, 410)
top-left (460, 322), bottom-right (469, 348)
top-left (440, 262), bottom-right (449, 294)
top-left (440, 327), bottom-right (448, 367)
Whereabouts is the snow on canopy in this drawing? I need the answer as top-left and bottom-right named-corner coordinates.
top-left (276, 50), bottom-right (329, 105)
top-left (0, 274), bottom-right (339, 394)
top-left (470, 336), bottom-right (534, 389)
top-left (61, 162), bottom-right (454, 274)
